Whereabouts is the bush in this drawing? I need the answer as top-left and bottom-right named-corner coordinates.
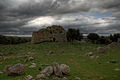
top-left (109, 34), bottom-right (120, 42)
top-left (67, 28), bottom-right (83, 41)
top-left (98, 36), bottom-right (112, 44)
top-left (87, 33), bottom-right (99, 41)
top-left (0, 35), bottom-right (31, 44)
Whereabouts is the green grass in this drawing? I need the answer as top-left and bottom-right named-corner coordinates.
top-left (0, 42), bottom-right (120, 80)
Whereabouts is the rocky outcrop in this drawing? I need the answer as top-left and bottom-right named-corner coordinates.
top-left (32, 25), bottom-right (67, 43)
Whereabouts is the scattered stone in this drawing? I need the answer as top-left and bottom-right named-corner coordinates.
top-left (4, 63), bottom-right (25, 76)
top-left (62, 77), bottom-right (69, 80)
top-left (95, 56), bottom-right (99, 59)
top-left (114, 68), bottom-right (120, 71)
top-left (48, 51), bottom-right (54, 55)
top-left (29, 63), bottom-right (36, 68)
top-left (60, 64), bottom-right (70, 75)
top-left (0, 72), bottom-right (3, 74)
top-left (87, 52), bottom-right (93, 56)
top-left (75, 77), bottom-right (81, 80)
top-left (36, 74), bottom-right (47, 79)
top-left (24, 56), bottom-right (34, 62)
top-left (40, 66), bottom-right (53, 77)
top-left (24, 75), bottom-right (34, 80)
top-left (90, 56), bottom-right (95, 59)
top-left (53, 62), bottom-right (62, 77)
top-left (97, 47), bottom-right (106, 53)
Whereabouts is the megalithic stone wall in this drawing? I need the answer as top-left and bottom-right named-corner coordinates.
top-left (31, 25), bottom-right (67, 43)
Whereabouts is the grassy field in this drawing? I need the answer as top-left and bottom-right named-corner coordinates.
top-left (0, 42), bottom-right (120, 80)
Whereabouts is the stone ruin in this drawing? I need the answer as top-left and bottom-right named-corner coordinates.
top-left (31, 25), bottom-right (67, 43)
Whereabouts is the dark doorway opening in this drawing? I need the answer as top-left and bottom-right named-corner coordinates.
top-left (53, 37), bottom-right (56, 42)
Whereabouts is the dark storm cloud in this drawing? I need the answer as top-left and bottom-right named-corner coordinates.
top-left (0, 0), bottom-right (120, 35)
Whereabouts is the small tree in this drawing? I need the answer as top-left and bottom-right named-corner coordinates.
top-left (87, 33), bottom-right (99, 41)
top-left (67, 28), bottom-right (83, 41)
top-left (98, 36), bottom-right (112, 44)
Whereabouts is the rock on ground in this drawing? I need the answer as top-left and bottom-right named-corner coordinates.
top-left (75, 77), bottom-right (81, 80)
top-left (87, 52), bottom-right (93, 56)
top-left (40, 66), bottom-right (53, 77)
top-left (24, 56), bottom-right (34, 62)
top-left (4, 63), bottom-right (25, 76)
top-left (53, 62), bottom-right (62, 77)
top-left (97, 47), bottom-right (106, 53)
top-left (36, 74), bottom-right (47, 79)
top-left (62, 77), bottom-right (69, 80)
top-left (29, 63), bottom-right (36, 68)
top-left (48, 51), bottom-right (54, 55)
top-left (0, 72), bottom-right (3, 74)
top-left (24, 75), bottom-right (35, 80)
top-left (60, 64), bottom-right (70, 75)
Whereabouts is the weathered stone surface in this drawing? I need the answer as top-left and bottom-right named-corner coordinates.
top-left (24, 75), bottom-right (34, 80)
top-left (4, 63), bottom-right (25, 76)
top-left (36, 74), bottom-right (47, 79)
top-left (53, 62), bottom-right (62, 77)
top-left (29, 63), bottom-right (36, 68)
top-left (31, 25), bottom-right (67, 43)
top-left (60, 64), bottom-right (70, 75)
top-left (62, 77), bottom-right (69, 80)
top-left (40, 66), bottom-right (53, 77)
top-left (97, 47), bottom-right (106, 53)
top-left (24, 56), bottom-right (34, 62)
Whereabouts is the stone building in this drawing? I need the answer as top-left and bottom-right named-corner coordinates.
top-left (31, 25), bottom-right (67, 43)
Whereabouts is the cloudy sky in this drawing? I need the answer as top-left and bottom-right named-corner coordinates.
top-left (0, 0), bottom-right (120, 36)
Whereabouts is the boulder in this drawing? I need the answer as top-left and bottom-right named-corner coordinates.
top-left (4, 63), bottom-right (25, 76)
top-left (36, 74), bottom-right (47, 79)
top-left (40, 66), bottom-right (53, 77)
top-left (60, 64), bottom-right (70, 75)
top-left (97, 47), bottom-right (106, 53)
top-left (53, 62), bottom-right (62, 77)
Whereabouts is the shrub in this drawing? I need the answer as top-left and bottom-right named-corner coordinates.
top-left (98, 36), bottom-right (112, 44)
top-left (67, 28), bottom-right (83, 41)
top-left (87, 33), bottom-right (99, 41)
